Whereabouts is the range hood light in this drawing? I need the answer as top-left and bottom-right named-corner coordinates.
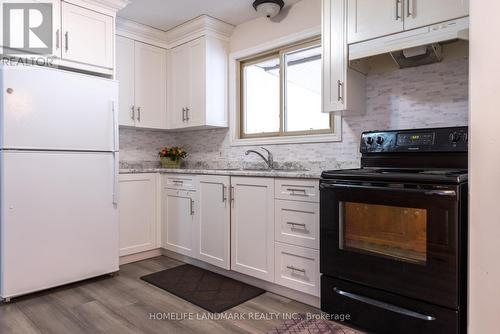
top-left (253, 0), bottom-right (285, 18)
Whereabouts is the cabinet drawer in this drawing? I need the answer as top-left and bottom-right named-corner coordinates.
top-left (163, 174), bottom-right (197, 191)
top-left (275, 200), bottom-right (319, 250)
top-left (275, 179), bottom-right (319, 202)
top-left (275, 242), bottom-right (320, 296)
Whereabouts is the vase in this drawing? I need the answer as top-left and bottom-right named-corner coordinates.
top-left (161, 158), bottom-right (182, 169)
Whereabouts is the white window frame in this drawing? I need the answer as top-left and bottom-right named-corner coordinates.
top-left (229, 28), bottom-right (342, 146)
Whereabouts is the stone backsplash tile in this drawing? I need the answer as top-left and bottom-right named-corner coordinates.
top-left (119, 57), bottom-right (469, 172)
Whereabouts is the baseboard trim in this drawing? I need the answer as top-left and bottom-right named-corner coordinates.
top-left (160, 249), bottom-right (321, 308)
top-left (120, 249), bottom-right (163, 265)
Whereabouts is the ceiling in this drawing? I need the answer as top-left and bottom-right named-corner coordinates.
top-left (118, 0), bottom-right (302, 31)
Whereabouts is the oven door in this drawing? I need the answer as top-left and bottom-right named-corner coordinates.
top-left (320, 180), bottom-right (460, 309)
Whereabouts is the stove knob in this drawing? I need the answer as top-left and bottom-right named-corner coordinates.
top-left (449, 132), bottom-right (461, 143)
top-left (366, 137), bottom-right (374, 145)
top-left (376, 136), bottom-right (384, 145)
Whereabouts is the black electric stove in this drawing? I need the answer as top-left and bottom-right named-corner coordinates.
top-left (320, 126), bottom-right (468, 334)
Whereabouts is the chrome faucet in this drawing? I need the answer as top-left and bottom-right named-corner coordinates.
top-left (245, 147), bottom-right (274, 170)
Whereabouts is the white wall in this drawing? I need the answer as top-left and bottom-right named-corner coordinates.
top-left (229, 0), bottom-right (321, 52)
top-left (468, 0), bottom-right (500, 332)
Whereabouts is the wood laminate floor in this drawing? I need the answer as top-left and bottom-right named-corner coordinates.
top-left (0, 256), bottom-right (358, 334)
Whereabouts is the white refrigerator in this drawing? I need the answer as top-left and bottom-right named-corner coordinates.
top-left (0, 65), bottom-right (119, 300)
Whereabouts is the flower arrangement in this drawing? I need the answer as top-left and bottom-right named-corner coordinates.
top-left (159, 147), bottom-right (187, 168)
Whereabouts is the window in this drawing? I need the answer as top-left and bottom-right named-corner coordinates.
top-left (240, 39), bottom-right (332, 139)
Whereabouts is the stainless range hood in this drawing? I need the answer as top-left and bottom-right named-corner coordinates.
top-left (349, 17), bottom-right (469, 62)
top-left (389, 43), bottom-right (442, 68)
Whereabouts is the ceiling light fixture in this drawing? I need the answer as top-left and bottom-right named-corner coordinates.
top-left (253, 0), bottom-right (285, 19)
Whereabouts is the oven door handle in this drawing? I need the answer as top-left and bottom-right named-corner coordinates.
top-left (333, 288), bottom-right (436, 321)
top-left (320, 183), bottom-right (457, 197)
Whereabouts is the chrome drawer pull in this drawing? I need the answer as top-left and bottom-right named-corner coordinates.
top-left (334, 288), bottom-right (436, 321)
top-left (287, 222), bottom-right (307, 229)
top-left (423, 190), bottom-right (457, 196)
top-left (287, 266), bottom-right (306, 273)
top-left (286, 188), bottom-right (308, 196)
top-left (172, 180), bottom-right (184, 184)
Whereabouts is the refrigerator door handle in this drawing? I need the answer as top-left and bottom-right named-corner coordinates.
top-left (111, 100), bottom-right (119, 151)
top-left (113, 152), bottom-right (119, 205)
top-left (111, 100), bottom-right (119, 206)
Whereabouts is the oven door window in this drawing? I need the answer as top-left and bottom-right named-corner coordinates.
top-left (340, 202), bottom-right (427, 264)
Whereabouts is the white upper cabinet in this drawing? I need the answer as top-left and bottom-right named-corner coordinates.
top-left (231, 177), bottom-right (275, 282)
top-left (322, 0), bottom-right (366, 113)
top-left (116, 36), bottom-right (135, 127)
top-left (134, 42), bottom-right (167, 129)
top-left (347, 0), bottom-right (470, 44)
top-left (115, 36), bottom-right (167, 129)
top-left (169, 40), bottom-right (193, 129)
top-left (198, 175), bottom-right (231, 270)
top-left (119, 174), bottom-right (159, 257)
top-left (168, 36), bottom-right (228, 129)
top-left (61, 2), bottom-right (114, 69)
top-left (404, 0), bottom-right (469, 30)
top-left (347, 0), bottom-right (404, 44)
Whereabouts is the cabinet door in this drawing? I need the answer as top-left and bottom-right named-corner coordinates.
top-left (169, 43), bottom-right (190, 129)
top-left (404, 0), bottom-right (469, 30)
top-left (186, 38), bottom-right (206, 127)
top-left (198, 175), bottom-right (230, 270)
top-left (134, 42), bottom-right (167, 129)
top-left (61, 2), bottom-right (113, 68)
top-left (347, 0), bottom-right (404, 44)
top-left (116, 36), bottom-right (135, 127)
top-left (162, 188), bottom-right (198, 258)
top-left (323, 0), bottom-right (366, 113)
top-left (231, 177), bottom-right (275, 282)
top-left (118, 174), bottom-right (158, 256)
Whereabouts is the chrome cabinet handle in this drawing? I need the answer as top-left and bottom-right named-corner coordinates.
top-left (182, 108), bottom-right (186, 122)
top-left (334, 288), bottom-right (436, 321)
top-left (287, 222), bottom-right (307, 229)
top-left (230, 186), bottom-right (235, 206)
top-left (137, 107), bottom-right (141, 122)
top-left (131, 106), bottom-right (135, 120)
top-left (190, 198), bottom-right (195, 215)
top-left (337, 80), bottom-right (343, 102)
top-left (222, 185), bottom-right (227, 203)
top-left (55, 29), bottom-right (60, 50)
top-left (395, 0), bottom-right (401, 20)
top-left (286, 188), bottom-right (308, 196)
top-left (65, 32), bottom-right (69, 52)
top-left (186, 107), bottom-right (190, 121)
top-left (406, 0), bottom-right (413, 17)
top-left (287, 266), bottom-right (306, 273)
top-left (172, 180), bottom-right (184, 185)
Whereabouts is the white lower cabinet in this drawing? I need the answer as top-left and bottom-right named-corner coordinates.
top-left (124, 173), bottom-right (321, 297)
top-left (161, 176), bottom-right (199, 258)
top-left (198, 175), bottom-right (231, 270)
top-left (118, 174), bottom-right (159, 256)
top-left (275, 200), bottom-right (320, 250)
top-left (275, 242), bottom-right (320, 297)
top-left (231, 177), bottom-right (275, 282)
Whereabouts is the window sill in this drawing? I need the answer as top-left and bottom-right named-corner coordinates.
top-left (230, 132), bottom-right (342, 147)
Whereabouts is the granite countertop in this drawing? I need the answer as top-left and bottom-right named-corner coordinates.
top-left (119, 167), bottom-right (322, 179)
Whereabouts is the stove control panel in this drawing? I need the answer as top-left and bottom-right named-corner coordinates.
top-left (361, 126), bottom-right (468, 153)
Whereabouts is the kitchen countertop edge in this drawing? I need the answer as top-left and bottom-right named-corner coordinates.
top-left (119, 168), bottom-right (321, 179)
